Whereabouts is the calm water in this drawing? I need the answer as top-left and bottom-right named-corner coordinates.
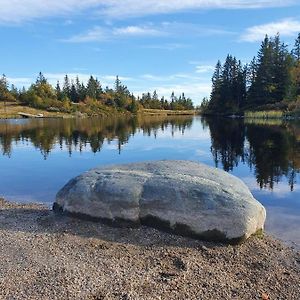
top-left (0, 116), bottom-right (299, 248)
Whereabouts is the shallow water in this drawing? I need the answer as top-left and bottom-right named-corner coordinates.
top-left (0, 115), bottom-right (299, 248)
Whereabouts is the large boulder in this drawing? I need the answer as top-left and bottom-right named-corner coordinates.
top-left (54, 160), bottom-right (266, 243)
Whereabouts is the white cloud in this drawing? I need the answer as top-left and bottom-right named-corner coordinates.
top-left (6, 77), bottom-right (32, 87)
top-left (0, 0), bottom-right (99, 23)
top-left (65, 22), bottom-right (233, 43)
top-left (64, 24), bottom-right (165, 42)
top-left (101, 75), bottom-right (133, 81)
top-left (64, 27), bottom-right (107, 42)
top-left (133, 82), bottom-right (211, 104)
top-left (141, 73), bottom-right (204, 81)
top-left (113, 26), bottom-right (163, 36)
top-left (0, 0), bottom-right (294, 24)
top-left (97, 1), bottom-right (294, 19)
top-left (241, 18), bottom-right (300, 42)
top-left (195, 65), bottom-right (215, 73)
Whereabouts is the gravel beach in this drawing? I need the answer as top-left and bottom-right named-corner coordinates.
top-left (0, 198), bottom-right (299, 300)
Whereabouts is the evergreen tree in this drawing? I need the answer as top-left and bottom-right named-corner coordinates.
top-left (86, 76), bottom-right (102, 99)
top-left (0, 74), bottom-right (15, 103)
top-left (208, 60), bottom-right (222, 112)
top-left (70, 82), bottom-right (79, 103)
top-left (78, 82), bottom-right (87, 101)
top-left (55, 81), bottom-right (63, 101)
top-left (247, 57), bottom-right (258, 90)
top-left (247, 34), bottom-right (291, 106)
top-left (292, 33), bottom-right (300, 61)
top-left (36, 72), bottom-right (47, 85)
top-left (63, 75), bottom-right (71, 99)
top-left (288, 34), bottom-right (300, 101)
top-left (115, 75), bottom-right (122, 93)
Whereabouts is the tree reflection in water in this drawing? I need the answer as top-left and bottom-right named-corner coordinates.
top-left (204, 117), bottom-right (300, 191)
top-left (0, 116), bottom-right (193, 159)
top-left (1, 116), bottom-right (299, 191)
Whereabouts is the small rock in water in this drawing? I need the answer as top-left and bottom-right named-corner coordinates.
top-left (54, 160), bottom-right (266, 243)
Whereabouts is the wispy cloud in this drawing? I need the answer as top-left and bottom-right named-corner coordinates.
top-left (0, 0), bottom-right (294, 24)
top-left (6, 77), bottom-right (32, 87)
top-left (240, 18), bottom-right (300, 42)
top-left (113, 26), bottom-right (163, 36)
top-left (141, 73), bottom-right (204, 82)
top-left (64, 24), bottom-right (165, 42)
top-left (97, 0), bottom-right (294, 19)
top-left (65, 27), bottom-right (107, 43)
top-left (133, 72), bottom-right (211, 103)
top-left (0, 0), bottom-right (98, 24)
top-left (133, 82), bottom-right (211, 103)
top-left (195, 65), bottom-right (215, 73)
top-left (65, 22), bottom-right (233, 43)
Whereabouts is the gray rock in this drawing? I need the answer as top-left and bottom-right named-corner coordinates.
top-left (54, 160), bottom-right (266, 243)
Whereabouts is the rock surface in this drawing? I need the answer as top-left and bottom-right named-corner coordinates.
top-left (54, 160), bottom-right (266, 243)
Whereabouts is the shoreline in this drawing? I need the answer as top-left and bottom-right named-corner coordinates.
top-left (0, 102), bottom-right (197, 119)
top-left (0, 198), bottom-right (299, 299)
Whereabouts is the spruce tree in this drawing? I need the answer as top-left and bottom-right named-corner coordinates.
top-left (55, 81), bottom-right (63, 101)
top-left (209, 60), bottom-right (222, 112)
top-left (63, 75), bottom-right (71, 99)
top-left (292, 33), bottom-right (300, 61)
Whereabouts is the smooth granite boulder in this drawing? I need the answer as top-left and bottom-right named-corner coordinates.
top-left (53, 160), bottom-right (266, 243)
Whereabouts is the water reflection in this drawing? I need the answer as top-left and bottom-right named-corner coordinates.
top-left (1, 116), bottom-right (300, 192)
top-left (204, 117), bottom-right (300, 191)
top-left (0, 116), bottom-right (193, 159)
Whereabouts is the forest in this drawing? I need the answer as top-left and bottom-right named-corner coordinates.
top-left (202, 33), bottom-right (300, 116)
top-left (0, 73), bottom-right (194, 116)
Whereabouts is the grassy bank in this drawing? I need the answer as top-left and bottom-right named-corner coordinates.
top-left (0, 102), bottom-right (70, 119)
top-left (244, 110), bottom-right (284, 119)
top-left (141, 108), bottom-right (196, 116)
top-left (0, 102), bottom-right (196, 119)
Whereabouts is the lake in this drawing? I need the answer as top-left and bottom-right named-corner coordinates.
top-left (0, 115), bottom-right (299, 248)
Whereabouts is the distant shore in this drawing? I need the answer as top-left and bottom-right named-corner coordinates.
top-left (0, 198), bottom-right (299, 300)
top-left (0, 102), bottom-right (196, 119)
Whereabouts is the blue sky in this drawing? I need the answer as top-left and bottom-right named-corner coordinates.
top-left (1, 0), bottom-right (300, 104)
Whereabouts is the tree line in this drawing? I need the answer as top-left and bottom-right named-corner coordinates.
top-left (202, 33), bottom-right (300, 115)
top-left (0, 73), bottom-right (194, 114)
